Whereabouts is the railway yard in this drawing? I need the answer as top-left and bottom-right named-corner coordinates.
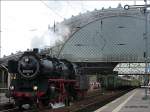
top-left (1, 1), bottom-right (150, 112)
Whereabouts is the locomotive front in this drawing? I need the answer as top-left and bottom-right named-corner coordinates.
top-left (7, 49), bottom-right (88, 108)
top-left (17, 52), bottom-right (40, 79)
top-left (8, 49), bottom-right (51, 107)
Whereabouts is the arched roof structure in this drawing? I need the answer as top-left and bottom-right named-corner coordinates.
top-left (54, 7), bottom-right (150, 63)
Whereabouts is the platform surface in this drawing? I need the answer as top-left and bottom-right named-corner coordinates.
top-left (95, 88), bottom-right (150, 112)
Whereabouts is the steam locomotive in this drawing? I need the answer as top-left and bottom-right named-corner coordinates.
top-left (7, 49), bottom-right (89, 109)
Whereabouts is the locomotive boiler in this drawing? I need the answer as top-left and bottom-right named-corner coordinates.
top-left (7, 49), bottom-right (89, 109)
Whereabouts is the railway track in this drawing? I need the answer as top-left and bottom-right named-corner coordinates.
top-left (0, 102), bottom-right (37, 112)
top-left (0, 107), bottom-right (18, 112)
top-left (73, 89), bottom-right (131, 112)
top-left (0, 107), bottom-right (39, 112)
top-left (0, 89), bottom-right (133, 112)
top-left (45, 88), bottom-right (133, 112)
top-left (0, 103), bottom-right (16, 112)
top-left (0, 102), bottom-right (14, 111)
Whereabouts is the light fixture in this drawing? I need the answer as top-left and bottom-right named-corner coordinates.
top-left (124, 5), bottom-right (130, 10)
top-left (33, 86), bottom-right (38, 91)
top-left (10, 86), bottom-right (14, 90)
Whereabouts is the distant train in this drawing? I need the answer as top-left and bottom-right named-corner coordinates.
top-left (7, 49), bottom-right (89, 109)
top-left (98, 75), bottom-right (140, 90)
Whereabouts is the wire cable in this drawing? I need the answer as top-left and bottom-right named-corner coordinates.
top-left (80, 0), bottom-right (88, 13)
top-left (40, 0), bottom-right (65, 19)
top-left (67, 0), bottom-right (79, 13)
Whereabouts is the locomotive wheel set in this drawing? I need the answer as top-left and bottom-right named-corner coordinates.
top-left (6, 49), bottom-right (89, 109)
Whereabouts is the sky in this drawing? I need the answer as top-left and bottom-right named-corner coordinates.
top-left (1, 0), bottom-right (148, 57)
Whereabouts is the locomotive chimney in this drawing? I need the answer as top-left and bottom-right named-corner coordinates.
top-left (33, 48), bottom-right (39, 53)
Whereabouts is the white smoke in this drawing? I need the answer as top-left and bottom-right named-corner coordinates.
top-left (30, 24), bottom-right (70, 49)
top-left (31, 36), bottom-right (45, 48)
top-left (55, 24), bottom-right (70, 41)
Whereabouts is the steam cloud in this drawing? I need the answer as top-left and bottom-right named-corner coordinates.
top-left (30, 24), bottom-right (70, 49)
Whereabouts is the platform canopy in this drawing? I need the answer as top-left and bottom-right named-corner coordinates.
top-left (54, 7), bottom-right (150, 63)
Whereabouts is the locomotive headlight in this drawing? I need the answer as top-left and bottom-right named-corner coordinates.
top-left (50, 85), bottom-right (55, 92)
top-left (33, 86), bottom-right (38, 91)
top-left (124, 5), bottom-right (130, 10)
top-left (13, 76), bottom-right (16, 80)
top-left (10, 86), bottom-right (14, 90)
top-left (11, 76), bottom-right (16, 80)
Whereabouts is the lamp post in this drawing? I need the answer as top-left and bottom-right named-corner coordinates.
top-left (144, 0), bottom-right (149, 99)
top-left (124, 0), bottom-right (150, 99)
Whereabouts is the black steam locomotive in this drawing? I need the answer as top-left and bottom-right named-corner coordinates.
top-left (7, 49), bottom-right (89, 108)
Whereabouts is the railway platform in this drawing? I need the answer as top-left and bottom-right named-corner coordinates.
top-left (95, 88), bottom-right (150, 112)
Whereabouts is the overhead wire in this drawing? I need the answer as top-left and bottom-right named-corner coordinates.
top-left (40, 0), bottom-right (65, 19)
top-left (80, 0), bottom-right (88, 13)
top-left (67, 0), bottom-right (88, 14)
top-left (67, 0), bottom-right (79, 13)
top-left (67, 1), bottom-right (74, 10)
